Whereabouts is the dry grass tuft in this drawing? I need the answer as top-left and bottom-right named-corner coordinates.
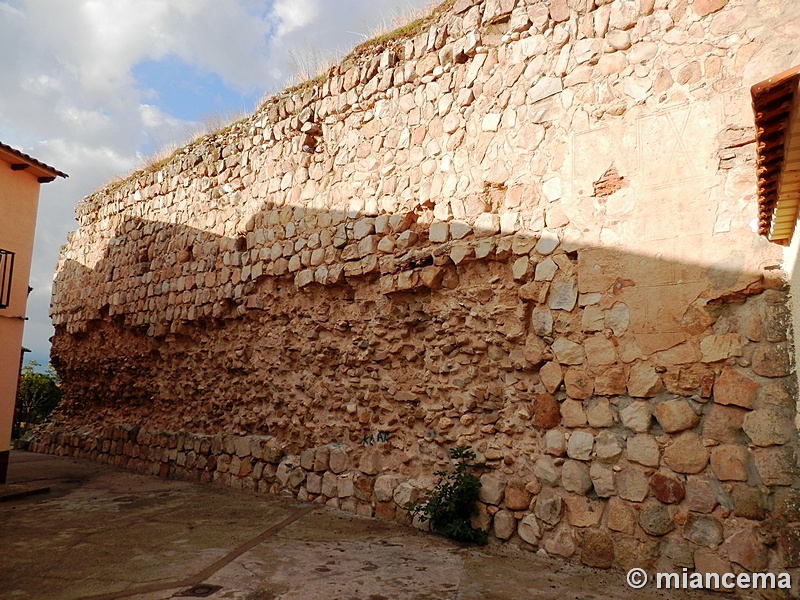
top-left (260, 0), bottom-right (451, 105)
top-left (347, 0), bottom-right (454, 58)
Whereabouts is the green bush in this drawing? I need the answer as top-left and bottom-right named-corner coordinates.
top-left (15, 361), bottom-right (61, 435)
top-left (405, 445), bottom-right (488, 545)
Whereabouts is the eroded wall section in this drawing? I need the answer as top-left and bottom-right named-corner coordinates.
top-left (30, 0), bottom-right (800, 582)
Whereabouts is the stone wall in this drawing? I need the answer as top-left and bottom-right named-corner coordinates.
top-left (33, 0), bottom-right (800, 587)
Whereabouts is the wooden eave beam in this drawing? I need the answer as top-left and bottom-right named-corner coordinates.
top-left (768, 77), bottom-right (800, 244)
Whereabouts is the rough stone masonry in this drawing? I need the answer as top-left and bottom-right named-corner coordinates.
top-left (28, 0), bottom-right (800, 590)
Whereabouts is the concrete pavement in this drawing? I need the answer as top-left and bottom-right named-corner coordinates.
top-left (1, 451), bottom-right (724, 599)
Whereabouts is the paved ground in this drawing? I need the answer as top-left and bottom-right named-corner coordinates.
top-left (0, 451), bottom-right (725, 600)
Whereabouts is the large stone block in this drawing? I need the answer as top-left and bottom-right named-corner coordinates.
top-left (479, 474), bottom-right (506, 505)
top-left (617, 466), bottom-right (649, 502)
top-left (683, 514), bottom-right (723, 547)
top-left (314, 445), bottom-right (330, 472)
top-left (544, 431), bottom-right (566, 458)
top-left (504, 478), bottom-right (532, 511)
top-left (428, 221), bottom-right (450, 243)
top-left (562, 460), bottom-right (593, 494)
top-left (359, 448), bottom-right (381, 475)
top-left (709, 444), bottom-right (748, 481)
top-left (743, 409), bottom-right (793, 447)
top-left (627, 364), bottom-right (663, 397)
top-left (626, 434), bottom-right (660, 467)
top-left (590, 463), bottom-right (615, 498)
top-left (753, 447), bottom-right (798, 486)
top-left (300, 448), bottom-right (316, 471)
top-left (685, 478), bottom-right (718, 514)
top-left (723, 525), bottom-right (769, 571)
top-left (584, 336), bottom-right (617, 366)
top-left (649, 473), bottom-right (685, 504)
top-left (564, 496), bottom-right (604, 528)
top-left (664, 432), bottom-right (708, 474)
top-left (692, 0), bottom-right (728, 17)
top-left (702, 404), bottom-right (746, 444)
top-left (608, 497), bottom-right (636, 534)
top-left (535, 456), bottom-right (562, 485)
top-left (528, 77), bottom-right (563, 104)
top-left (544, 525), bottom-right (576, 557)
top-left (751, 343), bottom-right (791, 377)
top-left (539, 361), bottom-right (564, 394)
top-left (586, 398), bottom-right (614, 428)
top-left (561, 399), bottom-right (588, 427)
top-left (535, 487), bottom-right (563, 525)
top-left (639, 503), bottom-right (674, 536)
top-left (654, 399), bottom-right (698, 433)
top-left (594, 366), bottom-right (627, 396)
top-left (567, 431), bottom-right (594, 461)
top-left (700, 334), bottom-right (742, 363)
top-left (518, 514), bottom-right (541, 545)
top-left (619, 400), bottom-right (651, 433)
top-left (321, 471), bottom-right (339, 497)
top-left (713, 368), bottom-right (757, 408)
top-left (392, 482), bottom-right (418, 507)
top-left (328, 447), bottom-right (350, 474)
top-left (565, 369), bottom-right (594, 400)
top-left (493, 509), bottom-right (516, 540)
top-left (533, 393), bottom-right (561, 429)
top-left (306, 472), bottom-right (322, 494)
top-left (594, 431), bottom-right (623, 462)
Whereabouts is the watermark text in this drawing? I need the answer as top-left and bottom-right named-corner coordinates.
top-left (626, 568), bottom-right (792, 591)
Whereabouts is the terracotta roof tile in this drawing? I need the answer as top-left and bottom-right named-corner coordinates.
top-left (0, 141), bottom-right (68, 182)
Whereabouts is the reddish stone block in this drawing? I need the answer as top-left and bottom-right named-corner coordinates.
top-left (504, 479), bottom-right (532, 511)
top-left (593, 366), bottom-right (627, 395)
top-left (375, 501), bottom-right (396, 521)
top-left (693, 0), bottom-right (728, 16)
top-left (713, 368), bottom-right (757, 408)
top-left (723, 525), bottom-right (769, 571)
top-left (702, 404), bottom-right (746, 444)
top-left (533, 393), bottom-right (561, 429)
top-left (650, 473), bottom-right (685, 504)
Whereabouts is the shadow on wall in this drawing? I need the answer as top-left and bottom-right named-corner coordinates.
top-left (48, 198), bottom-right (794, 457)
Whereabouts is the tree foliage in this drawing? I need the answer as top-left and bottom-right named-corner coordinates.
top-left (16, 361), bottom-right (61, 428)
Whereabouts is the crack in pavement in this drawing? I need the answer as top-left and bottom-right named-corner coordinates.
top-left (79, 504), bottom-right (317, 600)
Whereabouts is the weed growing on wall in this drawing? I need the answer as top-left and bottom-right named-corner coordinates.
top-left (406, 445), bottom-right (488, 545)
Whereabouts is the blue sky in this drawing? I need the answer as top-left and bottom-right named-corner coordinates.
top-left (0, 0), bottom-right (432, 369)
top-left (134, 56), bottom-right (260, 123)
top-left (132, 56), bottom-right (262, 154)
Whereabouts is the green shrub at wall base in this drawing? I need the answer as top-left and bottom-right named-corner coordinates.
top-left (406, 445), bottom-right (488, 545)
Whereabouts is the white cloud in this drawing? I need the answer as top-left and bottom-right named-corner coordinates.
top-left (138, 104), bottom-right (192, 135)
top-left (272, 0), bottom-right (320, 37)
top-left (21, 74), bottom-right (62, 95)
